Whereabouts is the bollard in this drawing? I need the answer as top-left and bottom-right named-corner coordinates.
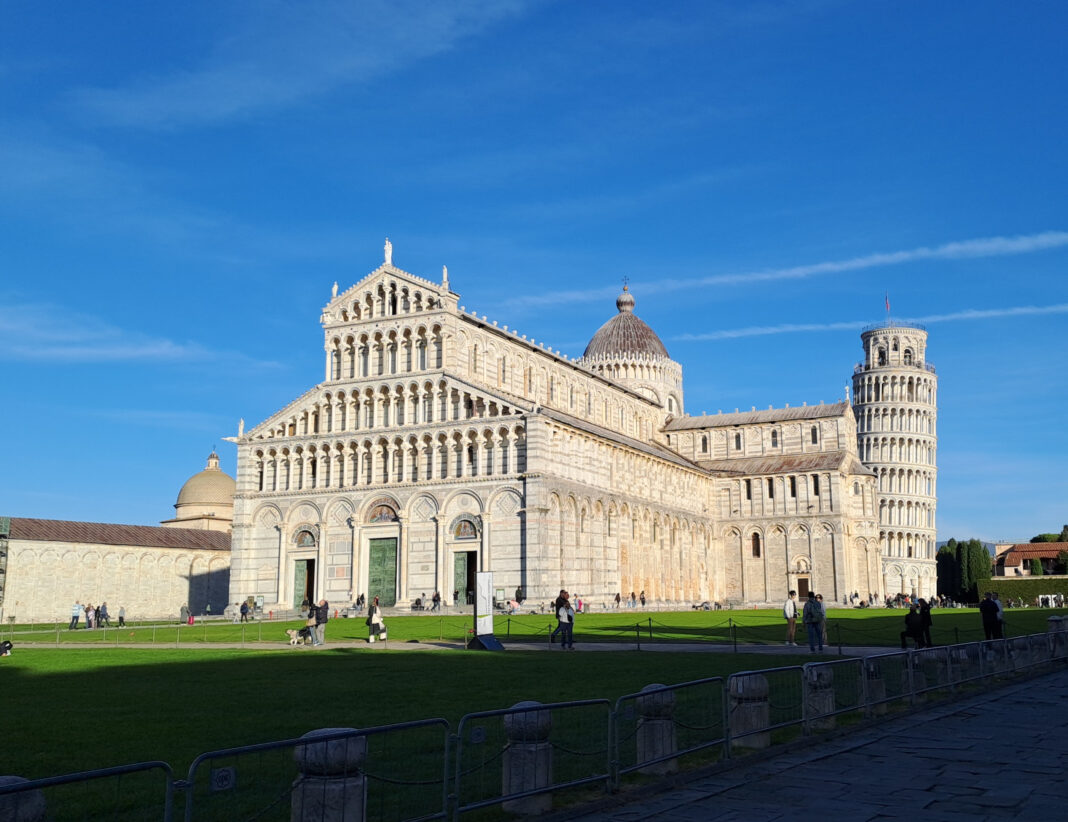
top-left (729, 674), bottom-right (770, 751)
top-left (636, 684), bottom-right (677, 775)
top-left (804, 666), bottom-right (836, 731)
top-left (864, 660), bottom-right (887, 716)
top-left (0, 776), bottom-right (47, 822)
top-left (501, 701), bottom-right (553, 815)
top-left (291, 728), bottom-right (367, 822)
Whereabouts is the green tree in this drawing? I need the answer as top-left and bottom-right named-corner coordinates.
top-left (1056, 550), bottom-right (1068, 575)
top-left (1059, 524), bottom-right (1068, 542)
top-left (1030, 558), bottom-right (1044, 576)
top-left (967, 539), bottom-right (992, 601)
top-left (1031, 533), bottom-right (1060, 543)
top-left (937, 543), bottom-right (959, 597)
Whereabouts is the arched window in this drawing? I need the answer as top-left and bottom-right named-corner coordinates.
top-left (877, 348), bottom-right (887, 366)
top-left (766, 478), bottom-right (774, 498)
top-left (790, 476), bottom-right (797, 498)
top-left (751, 533), bottom-right (761, 558)
top-left (771, 429), bottom-right (779, 448)
top-left (701, 435), bottom-right (708, 452)
top-left (903, 349), bottom-right (914, 365)
top-left (810, 426), bottom-right (818, 445)
top-left (734, 433), bottom-right (742, 451)
top-left (745, 479), bottom-right (752, 500)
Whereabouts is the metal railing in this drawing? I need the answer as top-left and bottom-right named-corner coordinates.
top-left (4, 628), bottom-right (1066, 821)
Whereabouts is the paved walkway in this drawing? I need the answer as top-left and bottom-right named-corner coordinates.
top-left (568, 667), bottom-right (1068, 822)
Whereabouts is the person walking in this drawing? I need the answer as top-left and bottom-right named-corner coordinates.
top-left (85, 604), bottom-right (96, 629)
top-left (783, 590), bottom-right (798, 645)
top-left (802, 591), bottom-right (824, 653)
top-left (118, 605), bottom-right (126, 628)
top-left (615, 592), bottom-right (622, 609)
top-left (239, 601), bottom-right (250, 623)
top-left (550, 590), bottom-right (567, 643)
top-left (639, 591), bottom-right (646, 608)
top-left (69, 601), bottom-right (82, 630)
top-left (557, 592), bottom-right (575, 650)
top-left (816, 594), bottom-right (828, 647)
top-left (99, 602), bottom-right (111, 628)
top-left (305, 600), bottom-right (319, 645)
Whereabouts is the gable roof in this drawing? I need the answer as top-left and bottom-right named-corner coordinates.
top-left (997, 543), bottom-right (1068, 566)
top-left (666, 402), bottom-right (850, 430)
top-left (5, 517), bottom-right (231, 551)
top-left (696, 451), bottom-right (870, 477)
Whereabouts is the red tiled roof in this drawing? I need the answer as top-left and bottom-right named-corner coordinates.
top-left (998, 543), bottom-right (1068, 567)
top-left (6, 517), bottom-right (231, 551)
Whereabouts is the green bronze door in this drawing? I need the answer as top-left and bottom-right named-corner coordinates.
top-left (368, 538), bottom-right (398, 607)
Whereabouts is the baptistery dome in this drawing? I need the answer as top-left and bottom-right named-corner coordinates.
top-left (582, 287), bottom-right (670, 360)
top-left (162, 451), bottom-right (235, 533)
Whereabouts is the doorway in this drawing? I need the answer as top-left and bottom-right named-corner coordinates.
top-left (293, 559), bottom-right (315, 609)
top-left (453, 551), bottom-right (477, 605)
top-left (368, 538), bottom-right (398, 607)
top-left (797, 576), bottom-right (810, 599)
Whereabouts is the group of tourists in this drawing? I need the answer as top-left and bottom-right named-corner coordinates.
top-left (612, 591), bottom-right (646, 609)
top-left (899, 599), bottom-right (935, 649)
top-left (68, 601), bottom-right (123, 629)
top-left (783, 590), bottom-right (829, 652)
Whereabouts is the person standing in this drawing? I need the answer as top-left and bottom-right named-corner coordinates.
top-left (367, 596), bottom-right (386, 642)
top-left (69, 602), bottom-right (82, 630)
top-left (639, 591), bottom-right (646, 608)
top-left (99, 602), bottom-right (111, 628)
top-left (802, 592), bottom-right (823, 653)
top-left (118, 605), bottom-right (126, 628)
top-left (557, 592), bottom-right (575, 650)
top-left (979, 592), bottom-right (999, 640)
top-left (239, 600), bottom-right (250, 622)
top-left (85, 604), bottom-right (95, 629)
top-left (550, 590), bottom-right (567, 643)
top-left (918, 598), bottom-right (933, 647)
top-left (993, 592), bottom-right (1005, 638)
top-left (900, 604), bottom-right (924, 649)
top-left (314, 598), bottom-right (329, 646)
top-left (816, 594), bottom-right (828, 646)
top-left (783, 590), bottom-right (798, 646)
top-left (305, 600), bottom-right (319, 645)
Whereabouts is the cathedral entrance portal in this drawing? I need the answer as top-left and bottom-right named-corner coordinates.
top-left (293, 559), bottom-right (315, 609)
top-left (368, 538), bottom-right (398, 607)
top-left (453, 551), bottom-right (477, 605)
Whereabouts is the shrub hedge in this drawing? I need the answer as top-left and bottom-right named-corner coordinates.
top-left (988, 576), bottom-right (1068, 602)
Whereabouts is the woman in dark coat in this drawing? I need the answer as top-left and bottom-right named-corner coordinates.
top-left (918, 598), bottom-right (933, 647)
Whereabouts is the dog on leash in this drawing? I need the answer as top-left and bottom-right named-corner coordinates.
top-left (285, 628), bottom-right (313, 646)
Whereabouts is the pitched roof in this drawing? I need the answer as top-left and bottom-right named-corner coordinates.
top-left (5, 517), bottom-right (231, 551)
top-left (998, 543), bottom-right (1068, 566)
top-left (666, 402), bottom-right (850, 430)
top-left (695, 451), bottom-right (869, 477)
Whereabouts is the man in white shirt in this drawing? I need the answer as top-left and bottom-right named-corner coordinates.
top-left (783, 590), bottom-right (798, 646)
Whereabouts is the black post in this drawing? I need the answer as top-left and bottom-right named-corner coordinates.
top-left (730, 618), bottom-right (737, 653)
top-left (836, 622), bottom-right (843, 656)
top-left (954, 626), bottom-right (959, 645)
top-left (635, 623), bottom-right (641, 651)
top-left (647, 617), bottom-right (653, 641)
top-left (507, 617), bottom-right (511, 638)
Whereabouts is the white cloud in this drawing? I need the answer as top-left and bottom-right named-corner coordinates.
top-left (0, 301), bottom-right (279, 366)
top-left (507, 230), bottom-right (1068, 309)
top-left (73, 0), bottom-right (536, 129)
top-left (674, 303), bottom-right (1068, 342)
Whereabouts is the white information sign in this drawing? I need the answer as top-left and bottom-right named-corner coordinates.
top-left (475, 572), bottom-right (494, 636)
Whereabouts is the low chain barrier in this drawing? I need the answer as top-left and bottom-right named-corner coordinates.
top-left (7, 625), bottom-right (1067, 820)
top-left (611, 677), bottom-right (725, 786)
top-left (452, 699), bottom-right (611, 817)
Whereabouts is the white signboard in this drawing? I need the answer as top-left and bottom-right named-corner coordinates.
top-left (475, 572), bottom-right (494, 636)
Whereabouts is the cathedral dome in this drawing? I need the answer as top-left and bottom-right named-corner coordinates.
top-left (582, 287), bottom-right (670, 360)
top-left (176, 451), bottom-right (235, 507)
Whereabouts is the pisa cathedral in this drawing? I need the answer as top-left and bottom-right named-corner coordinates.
top-left (228, 244), bottom-right (938, 610)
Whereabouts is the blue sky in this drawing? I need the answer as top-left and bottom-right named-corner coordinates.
top-left (1, 1), bottom-right (1065, 543)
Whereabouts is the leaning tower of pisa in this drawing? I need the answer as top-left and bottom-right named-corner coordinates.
top-left (851, 322), bottom-right (938, 599)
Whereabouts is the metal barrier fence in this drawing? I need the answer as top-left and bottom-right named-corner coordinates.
top-left (611, 677), bottom-right (725, 784)
top-left (0, 761), bottom-right (174, 822)
top-left (452, 699), bottom-right (611, 817)
top-left (4, 629), bottom-right (1067, 821)
top-left (182, 719), bottom-right (450, 822)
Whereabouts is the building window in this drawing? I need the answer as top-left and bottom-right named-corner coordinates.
top-left (701, 435), bottom-right (708, 452)
top-left (767, 478), bottom-right (774, 498)
top-left (745, 479), bottom-right (752, 500)
top-left (810, 426), bottom-right (818, 445)
top-left (771, 429), bottom-right (778, 448)
top-left (853, 482), bottom-right (860, 495)
top-left (811, 474), bottom-right (820, 495)
top-left (903, 349), bottom-right (913, 365)
top-left (751, 533), bottom-right (761, 558)
top-left (790, 476), bottom-right (797, 498)
top-left (735, 433), bottom-right (742, 451)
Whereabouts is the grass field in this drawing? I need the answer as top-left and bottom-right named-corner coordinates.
top-left (3, 606), bottom-right (1064, 781)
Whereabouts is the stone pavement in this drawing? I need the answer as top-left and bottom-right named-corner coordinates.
top-left (568, 668), bottom-right (1068, 822)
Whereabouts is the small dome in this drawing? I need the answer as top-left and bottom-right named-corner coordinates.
top-left (176, 451), bottom-right (236, 507)
top-left (583, 287), bottom-right (669, 360)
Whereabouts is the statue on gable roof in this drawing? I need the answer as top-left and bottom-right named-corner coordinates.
top-left (384, 237), bottom-right (393, 266)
